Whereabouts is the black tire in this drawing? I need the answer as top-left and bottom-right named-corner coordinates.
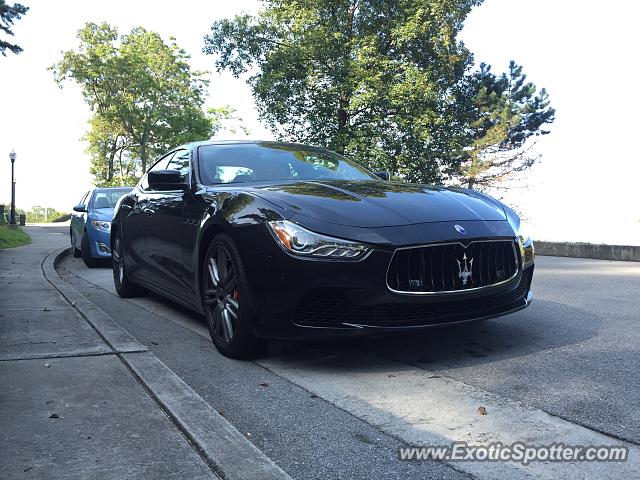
top-left (71, 231), bottom-right (82, 258)
top-left (202, 234), bottom-right (260, 358)
top-left (81, 231), bottom-right (101, 268)
top-left (112, 231), bottom-right (144, 298)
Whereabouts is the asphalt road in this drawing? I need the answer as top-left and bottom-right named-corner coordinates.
top-left (52, 225), bottom-right (640, 479)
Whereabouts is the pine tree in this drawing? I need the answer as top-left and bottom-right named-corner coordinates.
top-left (457, 61), bottom-right (556, 189)
top-left (0, 0), bottom-right (29, 56)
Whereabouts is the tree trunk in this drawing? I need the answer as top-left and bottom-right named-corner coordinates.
top-left (140, 143), bottom-right (146, 173)
top-left (334, 0), bottom-right (357, 154)
top-left (336, 95), bottom-right (349, 153)
top-left (140, 127), bottom-right (150, 173)
top-left (107, 138), bottom-right (118, 182)
top-left (467, 176), bottom-right (475, 189)
top-left (117, 149), bottom-right (125, 180)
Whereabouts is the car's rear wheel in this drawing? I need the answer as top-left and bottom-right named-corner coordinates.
top-left (81, 231), bottom-right (100, 268)
top-left (112, 232), bottom-right (144, 298)
top-left (202, 234), bottom-right (259, 358)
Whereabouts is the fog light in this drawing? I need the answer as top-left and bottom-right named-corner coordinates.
top-left (97, 242), bottom-right (111, 254)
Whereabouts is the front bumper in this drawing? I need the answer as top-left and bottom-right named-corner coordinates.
top-left (244, 245), bottom-right (534, 340)
top-left (86, 227), bottom-right (112, 258)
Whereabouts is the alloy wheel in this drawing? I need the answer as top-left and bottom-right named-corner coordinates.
top-left (112, 237), bottom-right (125, 286)
top-left (204, 246), bottom-right (239, 344)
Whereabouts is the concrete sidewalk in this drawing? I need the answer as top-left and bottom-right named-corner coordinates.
top-left (0, 227), bottom-right (215, 479)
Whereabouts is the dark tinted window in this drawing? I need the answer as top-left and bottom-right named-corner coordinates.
top-left (166, 150), bottom-right (190, 183)
top-left (197, 143), bottom-right (377, 185)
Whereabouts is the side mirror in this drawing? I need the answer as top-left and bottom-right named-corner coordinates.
top-left (374, 171), bottom-right (390, 181)
top-left (73, 204), bottom-right (87, 213)
top-left (148, 169), bottom-right (188, 190)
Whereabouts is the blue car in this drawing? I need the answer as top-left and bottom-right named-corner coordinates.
top-left (70, 187), bottom-right (132, 267)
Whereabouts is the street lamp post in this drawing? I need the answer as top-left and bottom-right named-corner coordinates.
top-left (9, 149), bottom-right (16, 225)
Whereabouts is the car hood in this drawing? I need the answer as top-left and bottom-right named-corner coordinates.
top-left (249, 180), bottom-right (506, 227)
top-left (90, 208), bottom-right (115, 221)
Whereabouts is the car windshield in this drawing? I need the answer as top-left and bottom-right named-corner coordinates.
top-left (91, 189), bottom-right (131, 209)
top-left (197, 143), bottom-right (378, 185)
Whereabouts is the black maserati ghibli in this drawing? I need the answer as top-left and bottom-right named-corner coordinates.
top-left (111, 141), bottom-right (534, 357)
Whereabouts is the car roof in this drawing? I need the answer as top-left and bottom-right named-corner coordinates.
top-left (181, 140), bottom-right (321, 151)
top-left (93, 186), bottom-right (133, 192)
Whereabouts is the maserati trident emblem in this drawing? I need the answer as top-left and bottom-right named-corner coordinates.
top-left (454, 224), bottom-right (466, 235)
top-left (457, 252), bottom-right (473, 286)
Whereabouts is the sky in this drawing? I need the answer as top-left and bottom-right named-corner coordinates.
top-left (1, 0), bottom-right (638, 245)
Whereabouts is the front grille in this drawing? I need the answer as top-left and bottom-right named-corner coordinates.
top-left (387, 240), bottom-right (519, 293)
top-left (294, 267), bottom-right (533, 328)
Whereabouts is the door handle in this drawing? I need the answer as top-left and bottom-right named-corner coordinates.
top-left (143, 207), bottom-right (156, 216)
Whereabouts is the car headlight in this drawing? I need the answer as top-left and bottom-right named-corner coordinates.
top-left (91, 220), bottom-right (111, 232)
top-left (516, 221), bottom-right (534, 266)
top-left (517, 221), bottom-right (533, 246)
top-left (267, 220), bottom-right (369, 260)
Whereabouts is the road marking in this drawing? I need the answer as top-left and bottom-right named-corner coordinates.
top-left (63, 255), bottom-right (640, 479)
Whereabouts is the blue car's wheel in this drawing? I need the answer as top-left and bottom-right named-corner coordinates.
top-left (81, 231), bottom-right (101, 268)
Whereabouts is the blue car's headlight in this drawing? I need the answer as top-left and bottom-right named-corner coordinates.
top-left (268, 220), bottom-right (369, 260)
top-left (91, 220), bottom-right (111, 232)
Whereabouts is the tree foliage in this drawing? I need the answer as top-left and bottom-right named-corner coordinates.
top-left (204, 0), bottom-right (554, 188)
top-left (85, 114), bottom-right (138, 187)
top-left (26, 206), bottom-right (67, 223)
top-left (52, 22), bottom-right (240, 186)
top-left (0, 0), bottom-right (28, 56)
top-left (456, 61), bottom-right (555, 188)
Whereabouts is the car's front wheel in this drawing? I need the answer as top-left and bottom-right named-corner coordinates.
top-left (112, 231), bottom-right (144, 298)
top-left (202, 234), bottom-right (260, 358)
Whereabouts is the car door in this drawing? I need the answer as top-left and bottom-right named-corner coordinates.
top-left (143, 149), bottom-right (199, 300)
top-left (71, 190), bottom-right (90, 249)
top-left (121, 153), bottom-right (174, 281)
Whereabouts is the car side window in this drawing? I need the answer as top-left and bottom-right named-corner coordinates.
top-left (166, 150), bottom-right (190, 184)
top-left (140, 152), bottom-right (176, 190)
top-left (79, 191), bottom-right (89, 206)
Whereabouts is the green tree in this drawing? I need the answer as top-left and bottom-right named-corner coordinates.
top-left (456, 61), bottom-right (555, 189)
top-left (208, 106), bottom-right (250, 137)
top-left (26, 206), bottom-right (66, 223)
top-left (51, 22), bottom-right (215, 180)
top-left (204, 0), bottom-right (554, 188)
top-left (204, 0), bottom-right (481, 183)
top-left (85, 114), bottom-right (138, 187)
top-left (0, 0), bottom-right (28, 56)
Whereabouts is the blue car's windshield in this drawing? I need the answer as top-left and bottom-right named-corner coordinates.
top-left (197, 143), bottom-right (378, 185)
top-left (91, 189), bottom-right (131, 209)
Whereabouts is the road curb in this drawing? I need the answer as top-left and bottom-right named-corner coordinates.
top-left (45, 248), bottom-right (292, 480)
top-left (42, 248), bottom-right (148, 354)
top-left (123, 351), bottom-right (291, 480)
